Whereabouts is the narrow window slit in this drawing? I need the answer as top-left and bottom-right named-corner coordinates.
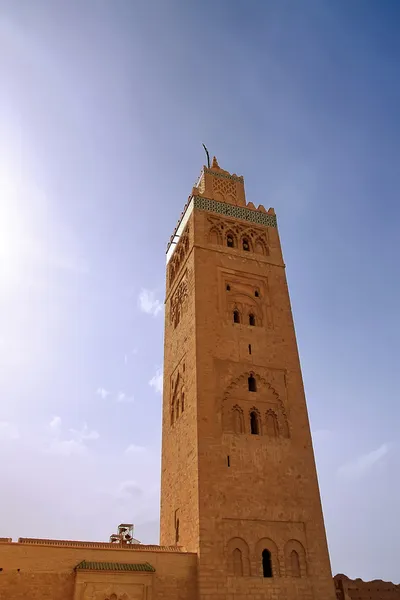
top-left (262, 549), bottom-right (273, 578)
top-left (248, 375), bottom-right (256, 392)
top-left (248, 344), bottom-right (252, 354)
top-left (227, 455), bottom-right (230, 467)
top-left (250, 411), bottom-right (259, 435)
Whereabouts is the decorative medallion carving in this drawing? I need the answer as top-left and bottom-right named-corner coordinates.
top-left (170, 271), bottom-right (189, 329)
top-left (170, 355), bottom-right (186, 425)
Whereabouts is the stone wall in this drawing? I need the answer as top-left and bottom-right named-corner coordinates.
top-left (334, 574), bottom-right (400, 600)
top-left (0, 540), bottom-right (197, 600)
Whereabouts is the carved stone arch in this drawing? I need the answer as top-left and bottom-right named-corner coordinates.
top-left (225, 229), bottom-right (238, 248)
top-left (231, 404), bottom-right (244, 433)
top-left (249, 406), bottom-right (262, 435)
top-left (265, 409), bottom-right (279, 437)
top-left (255, 537), bottom-right (280, 577)
top-left (284, 539), bottom-right (307, 577)
top-left (232, 306), bottom-right (241, 324)
top-left (169, 263), bottom-right (175, 285)
top-left (254, 237), bottom-right (269, 256)
top-left (172, 372), bottom-right (181, 396)
top-left (208, 226), bottom-right (222, 245)
top-left (214, 190), bottom-right (225, 203)
top-left (278, 411), bottom-right (290, 439)
top-left (225, 372), bottom-right (280, 402)
top-left (241, 234), bottom-right (253, 253)
top-left (227, 536), bottom-right (250, 576)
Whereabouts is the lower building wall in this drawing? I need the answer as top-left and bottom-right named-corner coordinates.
top-left (334, 574), bottom-right (400, 600)
top-left (0, 541), bottom-right (197, 600)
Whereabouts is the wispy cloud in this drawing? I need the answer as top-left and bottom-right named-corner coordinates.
top-left (0, 421), bottom-right (19, 440)
top-left (123, 348), bottom-right (138, 366)
top-left (149, 368), bottom-right (163, 394)
top-left (47, 417), bottom-right (99, 457)
top-left (114, 480), bottom-right (143, 501)
top-left (96, 387), bottom-right (110, 399)
top-left (338, 443), bottom-right (389, 480)
top-left (125, 443), bottom-right (146, 454)
top-left (138, 289), bottom-right (163, 317)
top-left (312, 429), bottom-right (333, 443)
top-left (116, 391), bottom-right (134, 403)
top-left (97, 388), bottom-right (134, 403)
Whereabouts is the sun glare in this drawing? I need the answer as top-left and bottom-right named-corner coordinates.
top-left (0, 173), bottom-right (26, 282)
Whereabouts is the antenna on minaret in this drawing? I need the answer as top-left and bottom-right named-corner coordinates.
top-left (202, 143), bottom-right (210, 169)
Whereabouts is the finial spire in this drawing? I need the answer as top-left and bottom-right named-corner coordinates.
top-left (202, 143), bottom-right (210, 168)
top-left (212, 156), bottom-right (220, 169)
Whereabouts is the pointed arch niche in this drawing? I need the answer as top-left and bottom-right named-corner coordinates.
top-left (231, 405), bottom-right (245, 434)
top-left (284, 539), bottom-right (307, 577)
top-left (222, 370), bottom-right (290, 438)
top-left (226, 537), bottom-right (250, 577)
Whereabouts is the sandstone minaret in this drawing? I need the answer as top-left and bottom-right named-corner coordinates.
top-left (160, 157), bottom-right (336, 599)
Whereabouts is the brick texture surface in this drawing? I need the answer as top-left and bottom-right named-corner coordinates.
top-left (160, 161), bottom-right (337, 599)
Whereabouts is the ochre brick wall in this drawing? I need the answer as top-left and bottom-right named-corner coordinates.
top-left (160, 212), bottom-right (201, 553)
top-left (334, 574), bottom-right (400, 600)
top-left (0, 541), bottom-right (197, 600)
top-left (160, 161), bottom-right (337, 599)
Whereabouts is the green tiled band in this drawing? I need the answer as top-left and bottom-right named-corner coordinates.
top-left (75, 560), bottom-right (155, 572)
top-left (193, 196), bottom-right (277, 228)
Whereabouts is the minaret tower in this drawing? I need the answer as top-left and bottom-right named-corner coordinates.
top-left (160, 157), bottom-right (336, 599)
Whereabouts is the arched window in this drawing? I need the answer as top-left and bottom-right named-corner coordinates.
top-left (266, 411), bottom-right (279, 437)
top-left (226, 284), bottom-right (231, 291)
top-left (262, 549), bottom-right (273, 578)
top-left (209, 228), bottom-right (220, 245)
top-left (250, 411), bottom-right (259, 435)
top-left (254, 290), bottom-right (259, 297)
top-left (175, 518), bottom-right (180, 544)
top-left (249, 313), bottom-right (256, 326)
top-left (290, 550), bottom-right (300, 577)
top-left (227, 234), bottom-right (234, 248)
top-left (233, 548), bottom-right (243, 576)
top-left (232, 407), bottom-right (244, 433)
top-left (242, 237), bottom-right (250, 251)
top-left (233, 310), bottom-right (240, 324)
top-left (248, 375), bottom-right (256, 392)
top-left (227, 537), bottom-right (251, 577)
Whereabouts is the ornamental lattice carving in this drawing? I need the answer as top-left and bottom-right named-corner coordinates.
top-left (212, 176), bottom-right (237, 203)
top-left (170, 356), bottom-right (186, 425)
top-left (206, 215), bottom-right (269, 255)
top-left (223, 371), bottom-right (290, 438)
top-left (170, 272), bottom-right (189, 329)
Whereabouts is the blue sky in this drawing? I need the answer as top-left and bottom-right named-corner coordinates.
top-left (0, 0), bottom-right (399, 583)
